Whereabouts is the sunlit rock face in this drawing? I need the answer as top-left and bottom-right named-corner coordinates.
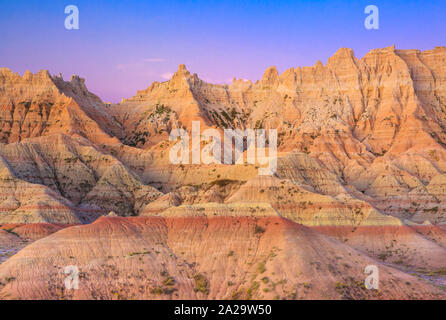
top-left (1, 46), bottom-right (446, 300)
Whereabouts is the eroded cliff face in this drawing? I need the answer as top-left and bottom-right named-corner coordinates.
top-left (0, 46), bottom-right (446, 225)
top-left (1, 46), bottom-right (446, 300)
top-left (0, 68), bottom-right (122, 145)
top-left (107, 46), bottom-right (446, 224)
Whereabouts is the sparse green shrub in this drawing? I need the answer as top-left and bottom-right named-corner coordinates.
top-left (193, 274), bottom-right (209, 294)
top-left (254, 225), bottom-right (265, 235)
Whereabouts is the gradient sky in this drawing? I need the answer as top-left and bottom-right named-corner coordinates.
top-left (0, 0), bottom-right (444, 102)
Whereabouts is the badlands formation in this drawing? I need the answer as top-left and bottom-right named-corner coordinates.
top-left (0, 46), bottom-right (446, 299)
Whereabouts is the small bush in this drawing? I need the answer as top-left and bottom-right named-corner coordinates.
top-left (193, 274), bottom-right (209, 294)
top-left (257, 262), bottom-right (266, 274)
top-left (254, 225), bottom-right (266, 235)
top-left (162, 276), bottom-right (175, 286)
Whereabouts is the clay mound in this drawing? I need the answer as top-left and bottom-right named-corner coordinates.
top-left (10, 223), bottom-right (64, 240)
top-left (313, 225), bottom-right (446, 270)
top-left (140, 192), bottom-right (182, 216)
top-left (139, 180), bottom-right (246, 216)
top-left (82, 163), bottom-right (162, 216)
top-left (226, 175), bottom-right (401, 227)
top-left (0, 229), bottom-right (27, 264)
top-left (0, 229), bottom-right (21, 246)
top-left (0, 155), bottom-right (81, 224)
top-left (0, 216), bottom-right (443, 300)
top-left (0, 223), bottom-right (67, 264)
top-left (408, 224), bottom-right (446, 248)
top-left (159, 202), bottom-right (280, 218)
top-left (275, 152), bottom-right (349, 196)
top-left (0, 134), bottom-right (164, 222)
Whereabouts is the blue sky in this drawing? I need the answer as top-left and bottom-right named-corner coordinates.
top-left (0, 0), bottom-right (444, 102)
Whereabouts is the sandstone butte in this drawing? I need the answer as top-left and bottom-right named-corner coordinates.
top-left (0, 46), bottom-right (446, 299)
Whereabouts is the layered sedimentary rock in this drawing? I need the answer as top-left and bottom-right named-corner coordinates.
top-left (0, 68), bottom-right (122, 145)
top-left (1, 46), bottom-right (446, 299)
top-left (107, 46), bottom-right (446, 225)
top-left (0, 223), bottom-right (63, 263)
top-left (1, 216), bottom-right (444, 300)
top-left (1, 46), bottom-right (446, 225)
